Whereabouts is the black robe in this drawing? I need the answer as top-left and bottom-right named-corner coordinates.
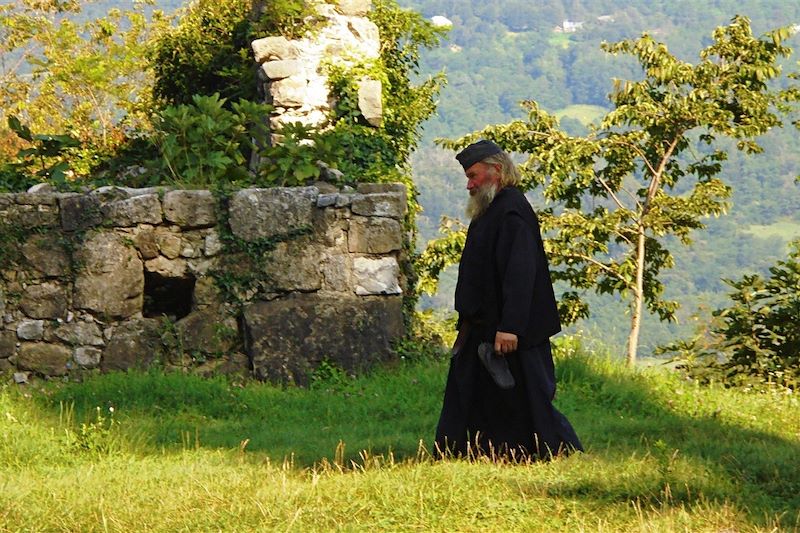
top-left (435, 186), bottom-right (583, 459)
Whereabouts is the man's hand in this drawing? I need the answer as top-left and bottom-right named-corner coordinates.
top-left (494, 331), bottom-right (518, 355)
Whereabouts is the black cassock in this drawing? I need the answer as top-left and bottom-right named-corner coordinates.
top-left (435, 186), bottom-right (583, 459)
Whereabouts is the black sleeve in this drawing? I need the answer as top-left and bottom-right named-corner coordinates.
top-left (496, 212), bottom-right (537, 336)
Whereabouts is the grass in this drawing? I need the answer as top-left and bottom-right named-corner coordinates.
top-left (1, 339), bottom-right (799, 532)
top-left (744, 219), bottom-right (800, 242)
top-left (554, 104), bottom-right (608, 126)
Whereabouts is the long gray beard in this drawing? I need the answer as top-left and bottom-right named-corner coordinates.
top-left (466, 184), bottom-right (498, 220)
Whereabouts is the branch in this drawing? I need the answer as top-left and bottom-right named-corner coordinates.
top-left (646, 134), bottom-right (682, 207)
top-left (560, 251), bottom-right (630, 285)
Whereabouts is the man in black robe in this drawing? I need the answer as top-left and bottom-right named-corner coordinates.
top-left (434, 139), bottom-right (583, 460)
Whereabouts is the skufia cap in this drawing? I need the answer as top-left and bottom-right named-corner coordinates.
top-left (455, 139), bottom-right (503, 171)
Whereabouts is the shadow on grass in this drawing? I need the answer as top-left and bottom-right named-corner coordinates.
top-left (40, 352), bottom-right (799, 528)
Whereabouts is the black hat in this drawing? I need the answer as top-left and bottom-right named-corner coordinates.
top-left (455, 139), bottom-right (503, 171)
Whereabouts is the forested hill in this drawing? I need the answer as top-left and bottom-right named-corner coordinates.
top-left (396, 0), bottom-right (800, 353)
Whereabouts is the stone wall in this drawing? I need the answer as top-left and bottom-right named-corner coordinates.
top-left (252, 0), bottom-right (382, 143)
top-left (0, 183), bottom-right (408, 384)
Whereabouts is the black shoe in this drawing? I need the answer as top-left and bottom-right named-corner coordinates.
top-left (477, 342), bottom-right (515, 389)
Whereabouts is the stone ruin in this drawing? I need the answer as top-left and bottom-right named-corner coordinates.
top-left (252, 0), bottom-right (383, 143)
top-left (0, 183), bottom-right (409, 383)
top-left (0, 0), bottom-right (406, 384)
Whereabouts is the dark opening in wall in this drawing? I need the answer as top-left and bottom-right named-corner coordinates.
top-left (143, 271), bottom-right (196, 320)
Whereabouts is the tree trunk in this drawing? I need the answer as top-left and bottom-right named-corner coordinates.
top-left (627, 225), bottom-right (646, 366)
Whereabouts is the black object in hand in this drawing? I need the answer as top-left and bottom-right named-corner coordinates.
top-left (477, 342), bottom-right (515, 389)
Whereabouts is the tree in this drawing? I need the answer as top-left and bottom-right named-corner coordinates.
top-left (432, 16), bottom-right (799, 365)
top-left (659, 240), bottom-right (800, 388)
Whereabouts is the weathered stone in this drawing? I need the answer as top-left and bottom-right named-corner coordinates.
top-left (243, 293), bottom-right (403, 384)
top-left (350, 193), bottom-right (406, 219)
top-left (356, 183), bottom-right (407, 195)
top-left (156, 230), bottom-right (182, 259)
top-left (263, 241), bottom-right (324, 292)
top-left (312, 179), bottom-right (339, 194)
top-left (357, 78), bottom-right (382, 127)
top-left (101, 194), bottom-right (162, 227)
top-left (229, 187), bottom-right (318, 241)
top-left (353, 256), bottom-right (401, 295)
top-left (74, 346), bottom-right (102, 368)
top-left (144, 256), bottom-right (187, 278)
top-left (73, 232), bottom-right (144, 319)
top-left (343, 18), bottom-right (380, 53)
top-left (89, 186), bottom-right (132, 202)
top-left (193, 277), bottom-right (222, 308)
top-left (101, 318), bottom-right (161, 372)
top-left (351, 192), bottom-right (406, 218)
top-left (27, 183), bottom-right (56, 194)
top-left (134, 228), bottom-right (159, 259)
top-left (349, 216), bottom-right (402, 254)
top-left (59, 195), bottom-right (102, 231)
top-left (163, 190), bottom-right (217, 228)
top-left (317, 193), bottom-right (338, 208)
top-left (53, 321), bottom-right (103, 346)
top-left (204, 231), bottom-right (222, 256)
top-left (2, 197), bottom-right (59, 228)
top-left (312, 208), bottom-right (348, 249)
top-left (321, 254), bottom-right (352, 292)
top-left (22, 234), bottom-right (71, 277)
top-left (18, 343), bottom-right (71, 376)
top-left (195, 352), bottom-right (250, 377)
top-left (335, 0), bottom-right (371, 16)
top-left (20, 282), bottom-right (68, 319)
top-left (175, 307), bottom-right (237, 354)
top-left (271, 77), bottom-right (308, 107)
top-left (262, 59), bottom-right (303, 80)
top-left (0, 359), bottom-right (13, 372)
top-left (0, 331), bottom-right (15, 358)
top-left (17, 319), bottom-right (44, 340)
top-left (252, 36), bottom-right (297, 63)
top-left (13, 371), bottom-right (29, 383)
top-left (335, 193), bottom-right (353, 208)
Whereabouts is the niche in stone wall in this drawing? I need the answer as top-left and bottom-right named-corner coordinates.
top-left (142, 270), bottom-right (196, 320)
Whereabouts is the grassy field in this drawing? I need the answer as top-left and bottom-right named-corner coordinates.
top-left (1, 339), bottom-right (798, 532)
top-left (744, 219), bottom-right (800, 242)
top-left (554, 104), bottom-right (607, 126)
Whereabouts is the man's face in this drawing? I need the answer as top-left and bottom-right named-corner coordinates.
top-left (465, 162), bottom-right (501, 196)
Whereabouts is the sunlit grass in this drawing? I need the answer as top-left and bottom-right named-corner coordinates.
top-left (744, 219), bottom-right (800, 242)
top-left (1, 339), bottom-right (798, 532)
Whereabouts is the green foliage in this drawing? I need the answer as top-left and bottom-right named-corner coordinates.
top-left (414, 217), bottom-right (466, 296)
top-left (0, 0), bottom-right (163, 179)
top-left (660, 240), bottom-right (800, 388)
top-left (61, 404), bottom-right (121, 457)
top-left (437, 16), bottom-right (800, 364)
top-left (0, 116), bottom-right (81, 190)
top-left (147, 93), bottom-right (271, 187)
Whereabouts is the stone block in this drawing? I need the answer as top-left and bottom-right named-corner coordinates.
top-left (101, 318), bottom-right (162, 372)
top-left (351, 192), bottom-right (406, 219)
top-left (73, 232), bottom-right (144, 319)
top-left (163, 190), bottom-right (217, 228)
top-left (101, 194), bottom-right (163, 227)
top-left (252, 36), bottom-right (298, 63)
top-left (17, 319), bottom-right (44, 340)
top-left (0, 331), bottom-right (15, 358)
top-left (52, 321), bottom-right (104, 346)
top-left (357, 78), bottom-right (382, 127)
top-left (348, 216), bottom-right (402, 254)
top-left (74, 346), bottom-right (102, 368)
top-left (320, 254), bottom-right (352, 292)
top-left (155, 230), bottom-right (182, 259)
top-left (229, 187), bottom-right (318, 241)
top-left (204, 231), bottom-right (223, 256)
top-left (243, 293), bottom-right (403, 384)
top-left (18, 343), bottom-right (71, 376)
top-left (271, 77), bottom-right (308, 107)
top-left (353, 257), bottom-right (402, 295)
top-left (144, 256), bottom-right (187, 278)
top-left (356, 183), bottom-right (407, 195)
top-left (22, 234), bottom-right (71, 277)
top-left (20, 282), bottom-right (68, 319)
top-left (335, 0), bottom-right (372, 16)
top-left (193, 352), bottom-right (250, 378)
top-left (2, 197), bottom-right (60, 228)
top-left (134, 228), bottom-right (159, 259)
top-left (263, 241), bottom-right (324, 292)
top-left (262, 59), bottom-right (303, 80)
top-left (59, 195), bottom-right (101, 231)
top-left (174, 306), bottom-right (237, 354)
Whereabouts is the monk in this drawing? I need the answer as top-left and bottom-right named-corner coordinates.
top-left (434, 139), bottom-right (583, 460)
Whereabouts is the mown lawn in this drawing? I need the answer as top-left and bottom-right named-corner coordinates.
top-left (1, 339), bottom-right (798, 532)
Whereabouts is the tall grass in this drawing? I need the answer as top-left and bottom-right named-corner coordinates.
top-left (1, 339), bottom-right (798, 532)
